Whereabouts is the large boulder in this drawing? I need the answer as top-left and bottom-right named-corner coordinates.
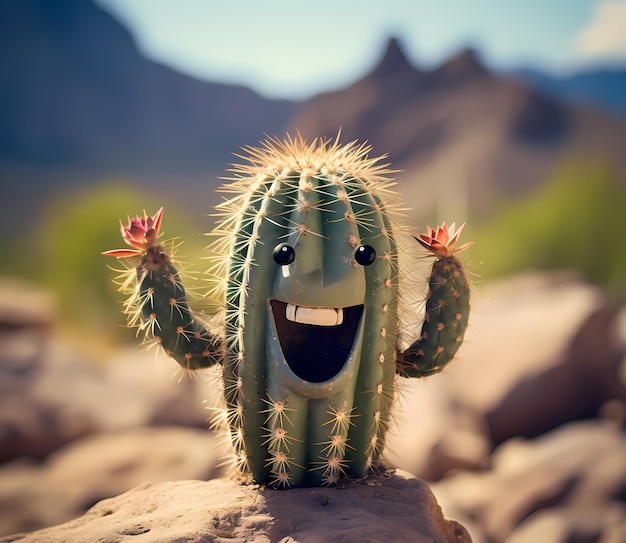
top-left (387, 271), bottom-right (626, 480)
top-left (0, 275), bottom-right (215, 463)
top-left (431, 419), bottom-right (626, 542)
top-left (3, 470), bottom-right (471, 543)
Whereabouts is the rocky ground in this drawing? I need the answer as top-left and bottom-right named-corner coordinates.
top-left (1, 471), bottom-right (471, 543)
top-left (1, 271), bottom-right (625, 542)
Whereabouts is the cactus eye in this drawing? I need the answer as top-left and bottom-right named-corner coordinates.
top-left (355, 245), bottom-right (376, 266)
top-left (273, 243), bottom-right (296, 265)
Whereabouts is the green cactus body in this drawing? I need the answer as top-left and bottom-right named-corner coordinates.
top-left (105, 136), bottom-right (472, 488)
top-left (208, 141), bottom-right (400, 487)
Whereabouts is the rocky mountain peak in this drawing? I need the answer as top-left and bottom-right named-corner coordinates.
top-left (434, 46), bottom-right (489, 80)
top-left (370, 37), bottom-right (418, 77)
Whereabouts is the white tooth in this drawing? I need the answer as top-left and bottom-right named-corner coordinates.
top-left (286, 304), bottom-right (297, 322)
top-left (295, 306), bottom-right (341, 327)
top-left (284, 304), bottom-right (344, 326)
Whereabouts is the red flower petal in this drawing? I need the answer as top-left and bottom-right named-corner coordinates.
top-left (415, 222), bottom-right (473, 257)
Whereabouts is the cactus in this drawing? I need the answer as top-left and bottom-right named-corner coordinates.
top-left (103, 208), bottom-right (222, 370)
top-left (103, 135), bottom-right (472, 488)
top-left (396, 223), bottom-right (473, 377)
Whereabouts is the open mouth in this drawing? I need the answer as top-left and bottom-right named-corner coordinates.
top-left (270, 300), bottom-right (364, 383)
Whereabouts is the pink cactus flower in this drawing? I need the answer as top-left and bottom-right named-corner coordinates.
top-left (102, 207), bottom-right (164, 258)
top-left (415, 222), bottom-right (473, 258)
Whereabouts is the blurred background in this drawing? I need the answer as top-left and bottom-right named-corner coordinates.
top-left (1, 1), bottom-right (625, 542)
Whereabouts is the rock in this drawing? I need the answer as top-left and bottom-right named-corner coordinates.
top-left (0, 427), bottom-right (226, 536)
top-left (431, 420), bottom-right (626, 542)
top-left (2, 470), bottom-right (472, 543)
top-left (387, 271), bottom-right (626, 480)
top-left (0, 325), bottom-right (216, 463)
top-left (505, 503), bottom-right (626, 543)
top-left (0, 277), bottom-right (56, 330)
top-left (485, 305), bottom-right (626, 444)
top-left (84, 347), bottom-right (220, 431)
top-left (386, 376), bottom-right (491, 481)
top-left (450, 271), bottom-right (605, 405)
top-left (0, 278), bottom-right (91, 463)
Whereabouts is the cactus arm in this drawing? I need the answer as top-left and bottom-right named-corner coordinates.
top-left (396, 224), bottom-right (472, 378)
top-left (103, 209), bottom-right (222, 370)
top-left (136, 246), bottom-right (222, 369)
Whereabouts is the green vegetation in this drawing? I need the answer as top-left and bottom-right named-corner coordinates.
top-left (3, 182), bottom-right (207, 340)
top-left (469, 160), bottom-right (626, 299)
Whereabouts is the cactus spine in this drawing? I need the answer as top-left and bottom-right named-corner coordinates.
top-left (104, 136), bottom-right (472, 488)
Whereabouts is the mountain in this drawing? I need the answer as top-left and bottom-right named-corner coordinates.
top-left (2, 1), bottom-right (626, 236)
top-left (511, 67), bottom-right (626, 120)
top-left (287, 38), bottom-right (626, 222)
top-left (0, 0), bottom-right (296, 182)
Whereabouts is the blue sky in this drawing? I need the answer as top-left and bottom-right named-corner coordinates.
top-left (95, 0), bottom-right (626, 100)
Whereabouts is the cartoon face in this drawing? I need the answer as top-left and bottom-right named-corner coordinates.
top-left (269, 177), bottom-right (368, 392)
top-left (218, 166), bottom-right (399, 487)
